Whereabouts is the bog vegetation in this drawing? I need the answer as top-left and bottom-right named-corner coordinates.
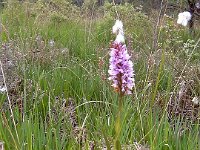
top-left (0, 0), bottom-right (200, 149)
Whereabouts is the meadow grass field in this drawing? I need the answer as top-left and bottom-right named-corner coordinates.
top-left (0, 1), bottom-right (200, 149)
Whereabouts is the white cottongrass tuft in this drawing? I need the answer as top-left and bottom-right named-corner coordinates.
top-left (177, 11), bottom-right (192, 26)
top-left (112, 20), bottom-right (125, 43)
top-left (115, 32), bottom-right (125, 43)
top-left (112, 20), bottom-right (123, 34)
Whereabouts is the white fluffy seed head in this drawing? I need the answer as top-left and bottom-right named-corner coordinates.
top-left (115, 31), bottom-right (125, 43)
top-left (177, 11), bottom-right (192, 26)
top-left (112, 20), bottom-right (123, 34)
top-left (112, 20), bottom-right (125, 43)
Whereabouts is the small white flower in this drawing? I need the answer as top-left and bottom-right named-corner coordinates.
top-left (7, 60), bottom-right (14, 67)
top-left (196, 2), bottom-right (200, 9)
top-left (35, 35), bottom-right (42, 42)
top-left (112, 20), bottom-right (123, 34)
top-left (0, 86), bottom-right (7, 93)
top-left (49, 39), bottom-right (55, 47)
top-left (177, 11), bottom-right (192, 26)
top-left (192, 96), bottom-right (200, 105)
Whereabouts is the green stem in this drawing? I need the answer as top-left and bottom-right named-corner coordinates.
top-left (115, 94), bottom-right (123, 150)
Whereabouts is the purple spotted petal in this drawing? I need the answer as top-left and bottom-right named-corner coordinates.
top-left (108, 42), bottom-right (135, 95)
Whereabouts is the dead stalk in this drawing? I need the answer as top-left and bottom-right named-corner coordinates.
top-left (0, 141), bottom-right (4, 150)
top-left (153, 0), bottom-right (168, 50)
top-left (0, 60), bottom-right (19, 143)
